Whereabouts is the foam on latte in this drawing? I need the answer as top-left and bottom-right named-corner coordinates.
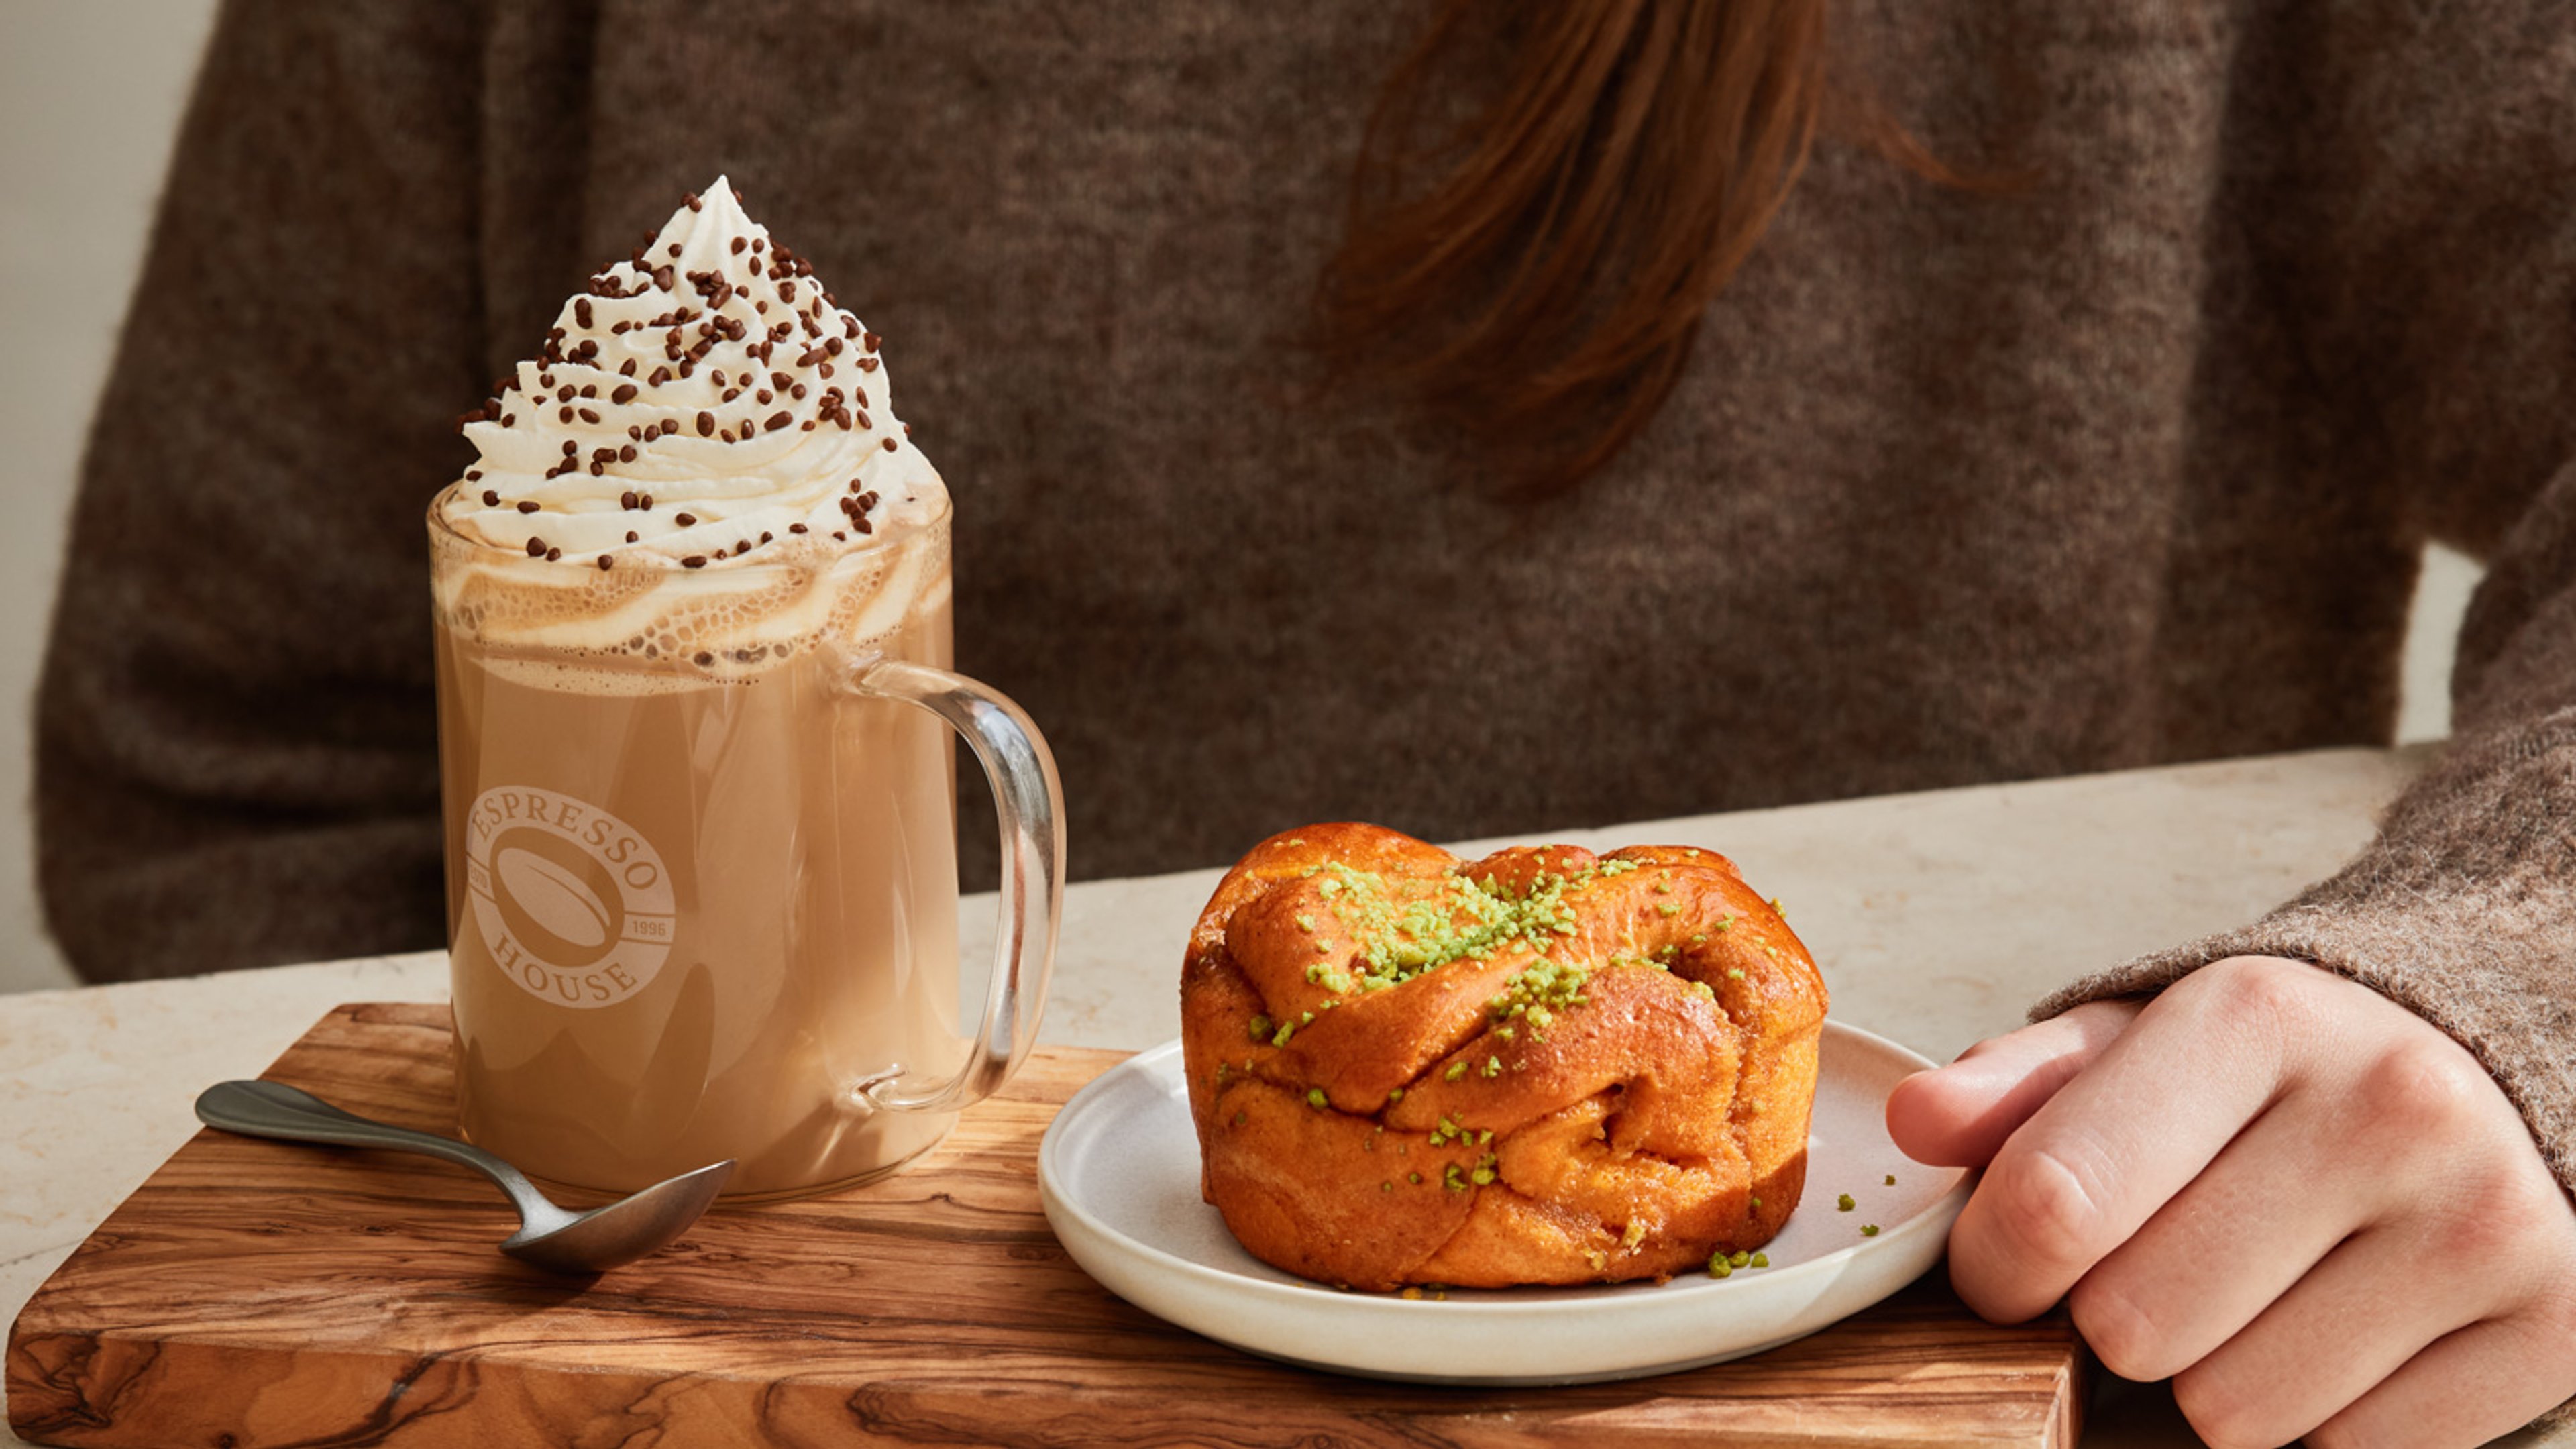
top-left (435, 178), bottom-right (945, 670)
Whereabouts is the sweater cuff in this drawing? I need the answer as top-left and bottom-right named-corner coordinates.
top-left (2031, 710), bottom-right (2576, 1207)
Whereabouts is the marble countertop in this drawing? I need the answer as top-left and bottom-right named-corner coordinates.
top-left (3, 746), bottom-right (2559, 1446)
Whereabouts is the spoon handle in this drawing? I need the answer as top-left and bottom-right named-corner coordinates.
top-left (195, 1079), bottom-right (550, 1216)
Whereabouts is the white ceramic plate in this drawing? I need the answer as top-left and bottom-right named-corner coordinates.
top-left (1038, 1020), bottom-right (1970, 1385)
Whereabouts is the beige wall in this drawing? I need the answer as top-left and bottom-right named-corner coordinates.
top-left (1, 1), bottom-right (221, 992)
top-left (0, 1), bottom-right (2479, 996)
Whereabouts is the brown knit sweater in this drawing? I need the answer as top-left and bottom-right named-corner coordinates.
top-left (37, 3), bottom-right (2576, 1206)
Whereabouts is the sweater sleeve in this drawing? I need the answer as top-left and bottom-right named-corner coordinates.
top-left (33, 1), bottom-right (487, 981)
top-left (2034, 9), bottom-right (2576, 1203)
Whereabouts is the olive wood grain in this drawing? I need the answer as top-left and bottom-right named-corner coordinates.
top-left (7, 1002), bottom-right (2085, 1448)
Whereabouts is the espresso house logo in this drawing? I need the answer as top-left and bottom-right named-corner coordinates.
top-left (464, 786), bottom-right (676, 1008)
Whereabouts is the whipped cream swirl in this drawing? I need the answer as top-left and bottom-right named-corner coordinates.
top-left (441, 177), bottom-right (941, 567)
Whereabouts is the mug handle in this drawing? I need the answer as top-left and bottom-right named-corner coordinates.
top-left (837, 651), bottom-right (1065, 1114)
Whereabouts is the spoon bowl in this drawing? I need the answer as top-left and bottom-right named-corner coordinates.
top-left (195, 1079), bottom-right (732, 1275)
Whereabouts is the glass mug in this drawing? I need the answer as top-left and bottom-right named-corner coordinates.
top-left (428, 490), bottom-right (1062, 1200)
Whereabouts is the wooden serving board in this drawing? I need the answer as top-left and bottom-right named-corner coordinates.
top-left (9, 1003), bottom-right (2085, 1448)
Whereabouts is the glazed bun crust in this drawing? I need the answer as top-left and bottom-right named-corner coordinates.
top-left (1181, 823), bottom-right (1829, 1291)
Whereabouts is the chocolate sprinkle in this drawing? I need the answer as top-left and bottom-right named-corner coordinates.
top-left (611, 384), bottom-right (637, 404)
top-left (682, 556), bottom-right (708, 569)
top-left (526, 537), bottom-right (547, 557)
top-left (482, 490), bottom-right (500, 507)
top-left (516, 500), bottom-right (539, 515)
top-left (696, 411), bottom-right (715, 437)
top-left (597, 555), bottom-right (614, 570)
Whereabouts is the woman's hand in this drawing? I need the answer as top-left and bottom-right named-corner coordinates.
top-left (1886, 955), bottom-right (2576, 1449)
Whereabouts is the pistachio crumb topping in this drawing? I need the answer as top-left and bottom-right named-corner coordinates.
top-left (1444, 1061), bottom-right (1468, 1083)
top-left (1316, 857), bottom-right (1638, 1012)
top-left (1306, 1088), bottom-right (1328, 1110)
top-left (1247, 1014), bottom-right (1273, 1042)
top-left (1488, 957), bottom-right (1589, 1025)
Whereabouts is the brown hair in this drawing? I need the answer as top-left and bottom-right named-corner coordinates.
top-left (1315, 1), bottom-right (1964, 494)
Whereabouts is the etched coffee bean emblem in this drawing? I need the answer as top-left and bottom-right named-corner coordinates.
top-left (464, 786), bottom-right (674, 1008)
top-left (496, 848), bottom-right (614, 951)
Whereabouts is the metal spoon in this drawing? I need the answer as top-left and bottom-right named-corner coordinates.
top-left (195, 1079), bottom-right (733, 1274)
